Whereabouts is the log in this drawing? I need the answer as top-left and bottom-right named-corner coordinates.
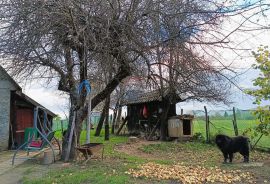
top-left (116, 117), bottom-right (128, 135)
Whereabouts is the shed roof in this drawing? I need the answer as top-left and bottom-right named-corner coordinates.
top-left (15, 92), bottom-right (57, 117)
top-left (121, 88), bottom-right (185, 106)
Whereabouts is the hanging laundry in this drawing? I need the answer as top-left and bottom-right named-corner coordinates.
top-left (142, 105), bottom-right (148, 118)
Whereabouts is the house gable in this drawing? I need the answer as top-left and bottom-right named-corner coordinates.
top-left (0, 65), bottom-right (21, 91)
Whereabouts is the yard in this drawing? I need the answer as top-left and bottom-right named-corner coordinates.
top-left (6, 129), bottom-right (269, 184)
top-left (193, 119), bottom-right (270, 149)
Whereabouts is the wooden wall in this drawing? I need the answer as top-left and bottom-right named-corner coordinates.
top-left (126, 101), bottom-right (176, 134)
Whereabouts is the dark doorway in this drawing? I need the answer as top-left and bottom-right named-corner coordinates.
top-left (183, 120), bottom-right (191, 135)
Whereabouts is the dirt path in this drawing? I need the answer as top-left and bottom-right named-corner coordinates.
top-left (115, 140), bottom-right (160, 160)
top-left (0, 148), bottom-right (60, 184)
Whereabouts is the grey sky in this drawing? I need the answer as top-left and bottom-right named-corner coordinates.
top-left (18, 3), bottom-right (270, 118)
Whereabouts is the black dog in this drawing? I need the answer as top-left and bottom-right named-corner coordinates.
top-left (215, 134), bottom-right (250, 163)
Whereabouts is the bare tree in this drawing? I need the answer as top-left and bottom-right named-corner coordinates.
top-left (0, 0), bottom-right (269, 159)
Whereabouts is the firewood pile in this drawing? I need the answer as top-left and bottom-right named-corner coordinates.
top-left (125, 162), bottom-right (255, 184)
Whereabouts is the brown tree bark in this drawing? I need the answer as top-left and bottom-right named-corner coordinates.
top-left (95, 102), bottom-right (106, 136)
top-left (115, 106), bottom-right (122, 129)
top-left (91, 65), bottom-right (130, 110)
top-left (111, 101), bottom-right (119, 134)
top-left (95, 96), bottom-right (111, 136)
top-left (159, 99), bottom-right (171, 141)
top-left (104, 96), bottom-right (110, 140)
top-left (62, 60), bottom-right (131, 161)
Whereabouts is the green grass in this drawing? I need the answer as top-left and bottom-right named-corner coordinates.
top-left (22, 128), bottom-right (270, 184)
top-left (193, 119), bottom-right (270, 149)
top-left (139, 141), bottom-right (214, 154)
top-left (23, 160), bottom-right (134, 184)
top-left (23, 130), bottom-right (158, 184)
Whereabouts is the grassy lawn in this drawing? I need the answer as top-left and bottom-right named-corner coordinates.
top-left (22, 131), bottom-right (167, 184)
top-left (20, 119), bottom-right (270, 184)
top-left (21, 128), bottom-right (270, 184)
top-left (193, 119), bottom-right (270, 149)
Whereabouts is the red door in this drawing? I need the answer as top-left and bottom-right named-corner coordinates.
top-left (15, 108), bottom-right (33, 146)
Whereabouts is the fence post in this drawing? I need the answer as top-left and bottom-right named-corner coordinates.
top-left (61, 120), bottom-right (64, 134)
top-left (232, 107), bottom-right (239, 136)
top-left (207, 115), bottom-right (210, 142)
top-left (181, 109), bottom-right (183, 115)
top-left (204, 106), bottom-right (210, 143)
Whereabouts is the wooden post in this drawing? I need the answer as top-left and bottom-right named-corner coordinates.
top-left (86, 95), bottom-right (91, 144)
top-left (116, 117), bottom-right (128, 135)
top-left (207, 115), bottom-right (210, 141)
top-left (65, 111), bottom-right (76, 162)
top-left (204, 106), bottom-right (210, 143)
top-left (181, 109), bottom-right (183, 115)
top-left (232, 107), bottom-right (239, 136)
top-left (61, 120), bottom-right (64, 135)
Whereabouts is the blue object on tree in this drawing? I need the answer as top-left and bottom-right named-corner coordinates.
top-left (78, 80), bottom-right (91, 95)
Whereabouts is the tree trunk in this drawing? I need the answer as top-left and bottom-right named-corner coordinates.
top-left (61, 103), bottom-right (77, 161)
top-left (160, 99), bottom-right (170, 141)
top-left (62, 62), bottom-right (131, 161)
top-left (104, 97), bottom-right (110, 140)
top-left (112, 105), bottom-right (117, 134)
top-left (115, 106), bottom-right (122, 129)
top-left (95, 103), bottom-right (106, 136)
top-left (95, 96), bottom-right (110, 136)
top-left (62, 125), bottom-right (76, 160)
top-left (91, 65), bottom-right (130, 110)
top-left (61, 99), bottom-right (91, 161)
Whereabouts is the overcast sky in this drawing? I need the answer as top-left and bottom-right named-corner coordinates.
top-left (18, 4), bottom-right (270, 118)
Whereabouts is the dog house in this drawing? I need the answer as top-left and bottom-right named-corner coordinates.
top-left (168, 114), bottom-right (194, 139)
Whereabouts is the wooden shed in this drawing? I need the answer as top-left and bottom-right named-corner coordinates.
top-left (120, 89), bottom-right (185, 136)
top-left (0, 65), bottom-right (56, 150)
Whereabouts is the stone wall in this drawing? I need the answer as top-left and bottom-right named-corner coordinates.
top-left (0, 89), bottom-right (11, 151)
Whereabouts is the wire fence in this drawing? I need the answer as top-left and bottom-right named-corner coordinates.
top-left (51, 108), bottom-right (270, 150)
top-left (52, 112), bottom-right (102, 132)
top-left (193, 108), bottom-right (270, 150)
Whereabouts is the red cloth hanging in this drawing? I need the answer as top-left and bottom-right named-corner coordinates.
top-left (143, 105), bottom-right (148, 118)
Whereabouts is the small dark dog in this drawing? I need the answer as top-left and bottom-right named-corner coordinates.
top-left (215, 134), bottom-right (250, 163)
